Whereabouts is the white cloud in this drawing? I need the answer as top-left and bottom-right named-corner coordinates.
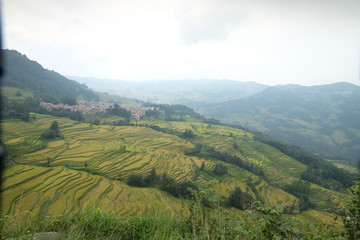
top-left (3, 0), bottom-right (360, 85)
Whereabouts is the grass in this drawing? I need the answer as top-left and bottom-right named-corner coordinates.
top-left (2, 205), bottom-right (346, 240)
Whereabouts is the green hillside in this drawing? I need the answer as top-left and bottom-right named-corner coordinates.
top-left (197, 83), bottom-right (360, 165)
top-left (1, 50), bottom-right (358, 239)
top-left (3, 113), bottom-right (355, 238)
top-left (2, 113), bottom-right (352, 217)
top-left (3, 49), bottom-right (99, 104)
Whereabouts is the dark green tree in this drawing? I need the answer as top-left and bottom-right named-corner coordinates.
top-left (127, 174), bottom-right (146, 187)
top-left (144, 168), bottom-right (159, 185)
top-left (200, 161), bottom-right (206, 171)
top-left (228, 186), bottom-right (254, 210)
top-left (284, 180), bottom-right (313, 211)
top-left (212, 163), bottom-right (228, 175)
top-left (41, 121), bottom-right (61, 140)
top-left (183, 129), bottom-right (194, 138)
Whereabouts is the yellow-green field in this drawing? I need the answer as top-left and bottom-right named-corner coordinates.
top-left (2, 115), bottom-right (345, 224)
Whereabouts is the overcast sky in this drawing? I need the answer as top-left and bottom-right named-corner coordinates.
top-left (3, 0), bottom-right (360, 86)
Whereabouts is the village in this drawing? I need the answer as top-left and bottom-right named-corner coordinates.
top-left (39, 100), bottom-right (162, 120)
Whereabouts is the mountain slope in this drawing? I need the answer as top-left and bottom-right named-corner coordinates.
top-left (197, 83), bottom-right (360, 164)
top-left (3, 49), bottom-right (98, 103)
top-left (2, 49), bottom-right (356, 232)
top-left (2, 115), bottom-right (348, 218)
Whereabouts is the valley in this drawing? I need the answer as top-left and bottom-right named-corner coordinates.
top-left (1, 49), bottom-right (358, 239)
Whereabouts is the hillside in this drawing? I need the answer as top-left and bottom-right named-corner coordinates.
top-left (197, 83), bottom-right (360, 165)
top-left (2, 49), bottom-right (98, 104)
top-left (2, 50), bottom-right (357, 238)
top-left (69, 76), bottom-right (267, 106)
top-left (3, 114), bottom-right (352, 218)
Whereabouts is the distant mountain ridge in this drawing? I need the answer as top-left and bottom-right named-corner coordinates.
top-left (197, 82), bottom-right (360, 164)
top-left (68, 76), bottom-right (268, 106)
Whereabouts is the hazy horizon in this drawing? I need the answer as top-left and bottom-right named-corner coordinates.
top-left (4, 0), bottom-right (360, 86)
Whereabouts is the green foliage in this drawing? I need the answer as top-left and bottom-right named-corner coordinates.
top-left (41, 121), bottom-right (61, 140)
top-left (228, 187), bottom-right (254, 210)
top-left (50, 121), bottom-right (59, 132)
top-left (284, 180), bottom-right (314, 211)
top-left (49, 108), bottom-right (84, 121)
top-left (2, 96), bottom-right (85, 121)
top-left (254, 204), bottom-right (301, 239)
top-left (107, 104), bottom-right (132, 119)
top-left (144, 168), bottom-right (159, 185)
top-left (343, 181), bottom-right (360, 239)
top-left (212, 163), bottom-right (228, 176)
top-left (202, 118), bottom-right (221, 125)
top-left (127, 171), bottom-right (196, 199)
top-left (61, 96), bottom-right (77, 106)
top-left (127, 174), bottom-right (146, 187)
top-left (183, 129), bottom-right (195, 138)
top-left (200, 161), bottom-right (206, 171)
top-left (3, 206), bottom-right (346, 240)
top-left (2, 97), bottom-right (34, 121)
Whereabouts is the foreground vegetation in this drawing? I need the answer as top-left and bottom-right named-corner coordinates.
top-left (4, 179), bottom-right (359, 240)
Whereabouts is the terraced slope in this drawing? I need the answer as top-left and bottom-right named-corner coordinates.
top-left (2, 165), bottom-right (184, 222)
top-left (153, 121), bottom-right (347, 211)
top-left (2, 114), bottom-right (346, 224)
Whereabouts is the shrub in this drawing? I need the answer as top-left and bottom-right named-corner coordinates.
top-left (228, 187), bottom-right (254, 210)
top-left (127, 174), bottom-right (146, 187)
top-left (212, 163), bottom-right (227, 175)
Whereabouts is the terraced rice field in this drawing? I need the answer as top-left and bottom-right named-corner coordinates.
top-left (2, 115), bottom-right (345, 222)
top-left (147, 121), bottom-right (346, 210)
top-left (4, 118), bottom-right (199, 182)
top-left (2, 165), bottom-right (184, 224)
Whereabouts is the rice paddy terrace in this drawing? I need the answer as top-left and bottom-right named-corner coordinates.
top-left (2, 114), bottom-right (345, 224)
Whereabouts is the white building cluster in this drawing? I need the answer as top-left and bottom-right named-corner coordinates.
top-left (40, 100), bottom-right (163, 120)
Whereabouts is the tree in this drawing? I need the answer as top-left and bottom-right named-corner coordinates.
top-left (50, 121), bottom-right (61, 138)
top-left (50, 120), bottom-right (59, 131)
top-left (212, 163), bottom-right (228, 176)
top-left (200, 161), bottom-right (206, 171)
top-left (127, 174), bottom-right (146, 187)
top-left (108, 104), bottom-right (131, 120)
top-left (228, 187), bottom-right (254, 210)
top-left (144, 168), bottom-right (159, 185)
top-left (183, 129), bottom-right (194, 138)
top-left (41, 121), bottom-right (61, 140)
top-left (61, 96), bottom-right (77, 106)
top-left (93, 119), bottom-right (100, 125)
top-left (41, 129), bottom-right (56, 140)
top-left (284, 180), bottom-right (313, 211)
